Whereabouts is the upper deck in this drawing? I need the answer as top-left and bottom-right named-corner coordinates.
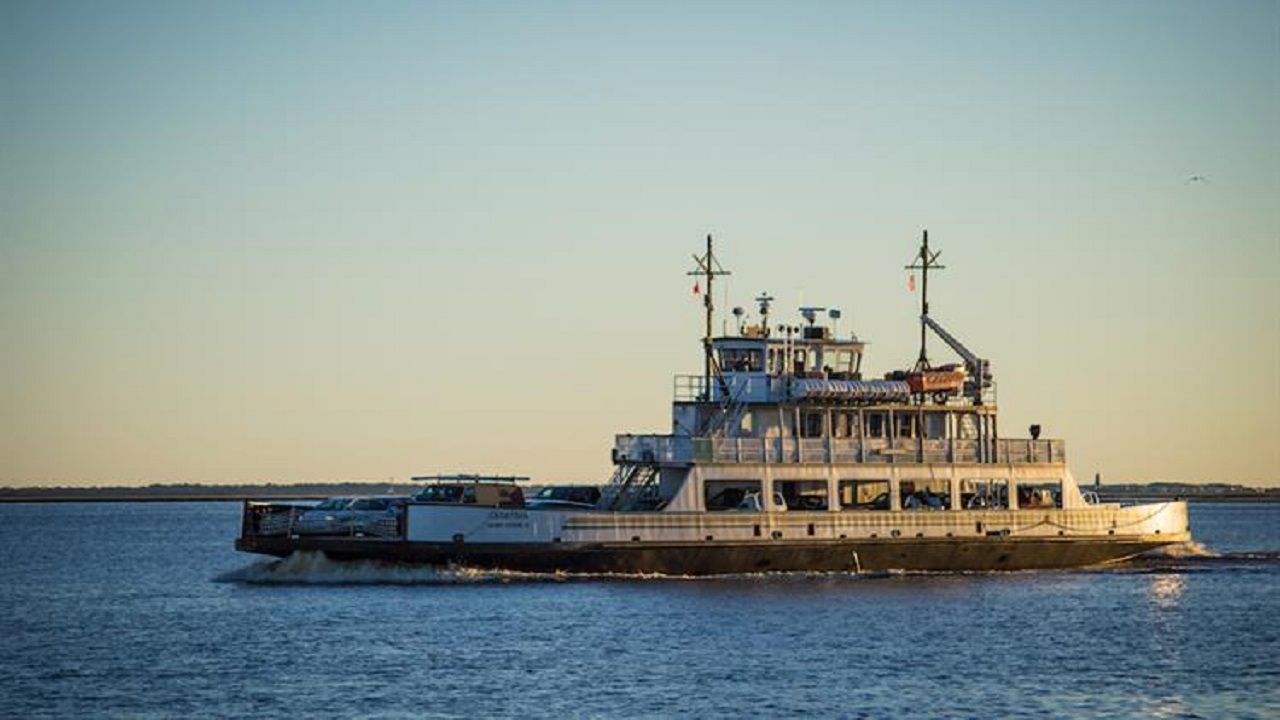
top-left (636, 233), bottom-right (1050, 469)
top-left (616, 433), bottom-right (1064, 466)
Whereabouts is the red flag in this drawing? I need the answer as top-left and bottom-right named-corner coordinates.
top-left (692, 281), bottom-right (701, 296)
top-left (907, 273), bottom-right (915, 292)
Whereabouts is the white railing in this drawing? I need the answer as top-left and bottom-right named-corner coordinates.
top-left (614, 434), bottom-right (695, 463)
top-left (672, 375), bottom-right (707, 402)
top-left (614, 434), bottom-right (1065, 465)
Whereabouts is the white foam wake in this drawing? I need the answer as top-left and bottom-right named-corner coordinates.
top-left (217, 551), bottom-right (558, 585)
top-left (1141, 541), bottom-right (1218, 559)
top-left (216, 552), bottom-right (887, 584)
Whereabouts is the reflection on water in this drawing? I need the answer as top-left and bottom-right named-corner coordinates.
top-left (1148, 573), bottom-right (1186, 608)
top-left (1145, 694), bottom-right (1192, 719)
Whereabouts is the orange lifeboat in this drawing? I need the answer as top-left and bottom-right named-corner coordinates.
top-left (906, 364), bottom-right (967, 394)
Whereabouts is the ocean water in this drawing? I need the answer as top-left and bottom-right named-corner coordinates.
top-left (1, 502), bottom-right (1277, 719)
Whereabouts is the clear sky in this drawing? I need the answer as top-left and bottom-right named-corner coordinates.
top-left (1, 1), bottom-right (1277, 487)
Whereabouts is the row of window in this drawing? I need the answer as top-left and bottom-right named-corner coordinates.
top-left (743, 410), bottom-right (984, 440)
top-left (718, 347), bottom-right (861, 376)
top-left (704, 478), bottom-right (1062, 512)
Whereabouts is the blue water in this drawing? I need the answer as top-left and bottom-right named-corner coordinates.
top-left (1, 503), bottom-right (1277, 719)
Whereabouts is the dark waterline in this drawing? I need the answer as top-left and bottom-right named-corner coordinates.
top-left (1, 502), bottom-right (1277, 718)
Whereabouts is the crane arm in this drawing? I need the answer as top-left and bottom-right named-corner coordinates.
top-left (921, 315), bottom-right (992, 396)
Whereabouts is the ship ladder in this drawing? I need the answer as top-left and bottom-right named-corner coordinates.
top-left (604, 463), bottom-right (660, 511)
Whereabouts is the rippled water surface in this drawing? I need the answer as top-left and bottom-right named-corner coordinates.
top-left (1, 502), bottom-right (1278, 718)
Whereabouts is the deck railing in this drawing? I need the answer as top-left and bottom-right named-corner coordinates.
top-left (615, 434), bottom-right (1065, 465)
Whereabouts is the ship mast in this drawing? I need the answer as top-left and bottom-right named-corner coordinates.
top-left (688, 234), bottom-right (731, 401)
top-left (905, 229), bottom-right (945, 371)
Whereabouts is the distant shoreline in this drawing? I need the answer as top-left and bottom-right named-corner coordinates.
top-left (0, 483), bottom-right (419, 504)
top-left (0, 493), bottom-right (327, 503)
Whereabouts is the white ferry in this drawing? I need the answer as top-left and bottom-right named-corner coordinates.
top-left (237, 232), bottom-right (1190, 573)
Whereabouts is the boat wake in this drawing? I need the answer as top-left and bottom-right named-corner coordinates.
top-left (1116, 543), bottom-right (1280, 573)
top-left (217, 552), bottom-right (561, 585)
top-left (218, 547), bottom-right (1280, 586)
top-left (1141, 541), bottom-right (1218, 558)
top-left (217, 552), bottom-right (899, 585)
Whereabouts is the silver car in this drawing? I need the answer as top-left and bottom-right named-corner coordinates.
top-left (294, 496), bottom-right (408, 537)
top-left (348, 496), bottom-right (408, 537)
top-left (293, 497), bottom-right (357, 535)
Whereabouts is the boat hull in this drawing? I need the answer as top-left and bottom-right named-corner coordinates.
top-left (235, 534), bottom-right (1183, 574)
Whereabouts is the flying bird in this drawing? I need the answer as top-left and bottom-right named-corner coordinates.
top-left (1186, 175), bottom-right (1210, 184)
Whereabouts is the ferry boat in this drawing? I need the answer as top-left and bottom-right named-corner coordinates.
top-left (236, 232), bottom-right (1190, 573)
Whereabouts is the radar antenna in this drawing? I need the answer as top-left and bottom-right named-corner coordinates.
top-left (799, 306), bottom-right (827, 327)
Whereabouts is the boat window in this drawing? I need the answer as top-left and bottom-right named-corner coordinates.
top-left (793, 349), bottom-right (808, 376)
top-left (768, 348), bottom-right (787, 375)
top-left (739, 410), bottom-right (754, 436)
top-left (462, 486), bottom-right (478, 504)
top-left (831, 350), bottom-right (857, 377)
top-left (924, 413), bottom-right (947, 439)
top-left (719, 348), bottom-right (763, 372)
top-left (839, 480), bottom-right (890, 510)
top-left (415, 485), bottom-right (464, 503)
top-left (832, 412), bottom-right (850, 439)
top-left (961, 478), bottom-right (1008, 509)
top-left (801, 411), bottom-right (825, 438)
top-left (894, 414), bottom-right (916, 439)
top-left (865, 413), bottom-right (886, 439)
top-left (900, 479), bottom-right (950, 511)
top-left (956, 414), bottom-right (979, 439)
top-left (705, 480), bottom-right (762, 512)
top-left (775, 480), bottom-right (828, 511)
top-left (1017, 481), bottom-right (1062, 509)
top-left (314, 498), bottom-right (352, 511)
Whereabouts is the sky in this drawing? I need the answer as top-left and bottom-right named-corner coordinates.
top-left (1, 1), bottom-right (1277, 487)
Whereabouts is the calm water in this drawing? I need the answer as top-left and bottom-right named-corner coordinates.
top-left (1, 502), bottom-right (1277, 719)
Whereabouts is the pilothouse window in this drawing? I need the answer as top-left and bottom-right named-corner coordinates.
top-left (719, 348), bottom-right (763, 372)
